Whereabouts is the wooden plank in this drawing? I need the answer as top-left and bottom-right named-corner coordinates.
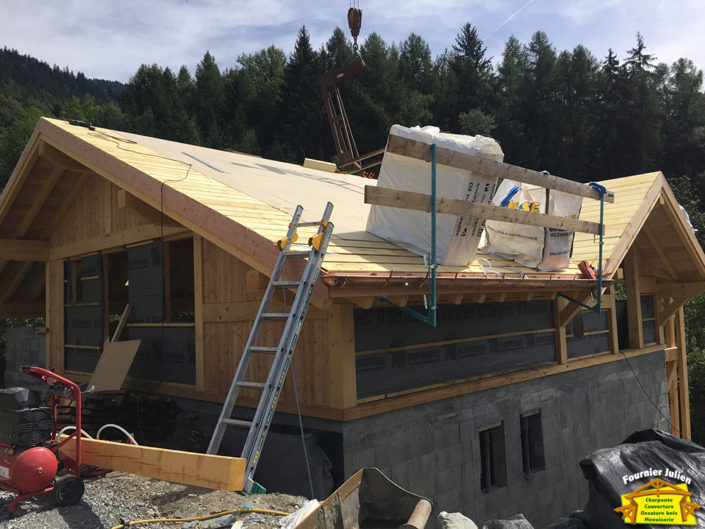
top-left (59, 436), bottom-right (245, 490)
top-left (46, 259), bottom-right (64, 371)
top-left (110, 303), bottom-right (132, 342)
top-left (624, 251), bottom-right (644, 349)
top-left (194, 235), bottom-right (205, 391)
top-left (666, 359), bottom-right (680, 437)
top-left (365, 185), bottom-right (603, 235)
top-left (45, 172), bottom-right (91, 238)
top-left (675, 307), bottom-right (691, 439)
top-left (385, 133), bottom-right (615, 203)
top-left (554, 297), bottom-right (568, 364)
top-left (49, 225), bottom-right (188, 260)
top-left (0, 239), bottom-right (49, 261)
top-left (89, 340), bottom-right (141, 391)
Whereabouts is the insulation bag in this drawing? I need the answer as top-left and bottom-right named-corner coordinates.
top-left (480, 179), bottom-right (582, 270)
top-left (366, 125), bottom-right (504, 266)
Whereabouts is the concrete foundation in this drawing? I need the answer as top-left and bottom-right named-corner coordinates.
top-left (340, 350), bottom-right (669, 526)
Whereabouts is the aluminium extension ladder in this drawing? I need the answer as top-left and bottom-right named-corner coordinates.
top-left (207, 202), bottom-right (334, 492)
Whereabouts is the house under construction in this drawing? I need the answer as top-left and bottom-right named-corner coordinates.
top-left (0, 117), bottom-right (702, 525)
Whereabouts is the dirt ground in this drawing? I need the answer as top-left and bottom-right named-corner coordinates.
top-left (0, 471), bottom-right (308, 529)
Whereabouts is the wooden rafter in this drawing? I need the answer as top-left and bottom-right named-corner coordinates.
top-left (1, 261), bottom-right (34, 304)
top-left (15, 166), bottom-right (64, 238)
top-left (45, 172), bottom-right (92, 238)
top-left (0, 240), bottom-right (49, 261)
top-left (642, 222), bottom-right (678, 280)
top-left (38, 141), bottom-right (92, 173)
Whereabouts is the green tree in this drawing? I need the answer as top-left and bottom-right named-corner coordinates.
top-left (0, 106), bottom-right (42, 191)
top-left (195, 52), bottom-right (225, 147)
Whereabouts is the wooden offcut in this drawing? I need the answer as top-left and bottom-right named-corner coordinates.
top-left (60, 436), bottom-right (245, 490)
top-left (89, 340), bottom-right (141, 391)
top-left (364, 185), bottom-right (603, 235)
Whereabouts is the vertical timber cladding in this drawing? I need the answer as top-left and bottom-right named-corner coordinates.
top-left (127, 240), bottom-right (196, 385)
top-left (64, 253), bottom-right (104, 371)
top-left (354, 301), bottom-right (555, 398)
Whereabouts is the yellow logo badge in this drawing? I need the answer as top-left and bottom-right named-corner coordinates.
top-left (615, 478), bottom-right (701, 525)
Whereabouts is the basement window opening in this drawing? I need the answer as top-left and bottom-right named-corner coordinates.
top-left (520, 411), bottom-right (545, 475)
top-left (479, 422), bottom-right (507, 492)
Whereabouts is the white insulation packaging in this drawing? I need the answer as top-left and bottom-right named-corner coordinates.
top-left (366, 125), bottom-right (504, 266)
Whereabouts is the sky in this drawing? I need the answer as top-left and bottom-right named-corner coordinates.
top-left (3, 0), bottom-right (705, 83)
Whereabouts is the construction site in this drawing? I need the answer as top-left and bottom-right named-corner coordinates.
top-left (0, 8), bottom-right (705, 529)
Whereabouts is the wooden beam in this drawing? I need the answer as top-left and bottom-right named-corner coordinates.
top-left (0, 239), bottom-right (49, 261)
top-left (657, 296), bottom-right (687, 326)
top-left (557, 293), bottom-right (592, 326)
top-left (385, 133), bottom-right (615, 203)
top-left (642, 223), bottom-right (678, 280)
top-left (38, 141), bottom-right (92, 172)
top-left (666, 359), bottom-right (680, 437)
top-left (49, 225), bottom-right (188, 260)
top-left (194, 235), bottom-right (205, 391)
top-left (117, 189), bottom-right (181, 227)
top-left (554, 297), bottom-right (568, 364)
top-left (656, 282), bottom-right (705, 301)
top-left (328, 304), bottom-right (357, 409)
top-left (110, 303), bottom-right (132, 342)
top-left (365, 185), bottom-right (603, 235)
top-left (0, 302), bottom-right (44, 318)
top-left (675, 307), bottom-right (691, 440)
top-left (1, 262), bottom-right (34, 303)
top-left (624, 251), bottom-right (644, 349)
top-left (15, 166), bottom-right (64, 238)
top-left (59, 436), bottom-right (245, 490)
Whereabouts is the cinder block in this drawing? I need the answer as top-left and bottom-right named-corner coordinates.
top-left (435, 464), bottom-right (462, 494)
top-left (391, 461), bottom-right (408, 488)
top-left (435, 444), bottom-right (462, 471)
top-left (407, 451), bottom-right (436, 482)
top-left (433, 422), bottom-right (460, 449)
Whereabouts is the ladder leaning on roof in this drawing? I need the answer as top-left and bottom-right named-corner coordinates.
top-left (207, 202), bottom-right (334, 493)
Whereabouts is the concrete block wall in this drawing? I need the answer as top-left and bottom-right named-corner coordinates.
top-left (341, 351), bottom-right (669, 527)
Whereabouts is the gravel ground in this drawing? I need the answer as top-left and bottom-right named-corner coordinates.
top-left (0, 471), bottom-right (307, 529)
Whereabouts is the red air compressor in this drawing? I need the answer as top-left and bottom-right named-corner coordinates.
top-left (0, 367), bottom-right (86, 513)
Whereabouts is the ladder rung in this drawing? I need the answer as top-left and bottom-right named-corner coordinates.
top-left (262, 313), bottom-right (290, 319)
top-left (237, 381), bottom-right (267, 389)
top-left (223, 418), bottom-right (252, 428)
top-left (284, 250), bottom-right (310, 257)
top-left (273, 281), bottom-right (300, 288)
top-left (249, 346), bottom-right (278, 354)
top-left (294, 221), bottom-right (322, 227)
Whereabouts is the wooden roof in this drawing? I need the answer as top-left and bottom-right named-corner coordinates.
top-left (1, 117), bottom-right (704, 310)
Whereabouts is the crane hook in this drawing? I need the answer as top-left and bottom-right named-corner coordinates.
top-left (348, 7), bottom-right (362, 54)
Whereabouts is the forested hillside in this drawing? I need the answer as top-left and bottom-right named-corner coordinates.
top-left (3, 24), bottom-right (705, 440)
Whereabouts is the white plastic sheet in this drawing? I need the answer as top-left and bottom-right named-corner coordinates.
top-left (366, 125), bottom-right (504, 266)
top-left (480, 180), bottom-right (582, 270)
